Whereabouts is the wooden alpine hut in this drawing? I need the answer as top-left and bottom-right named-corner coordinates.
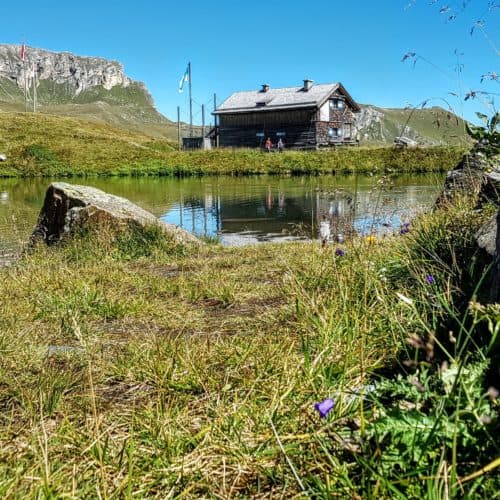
top-left (212, 80), bottom-right (360, 149)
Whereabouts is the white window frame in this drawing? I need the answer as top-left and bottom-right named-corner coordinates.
top-left (327, 127), bottom-right (343, 138)
top-left (329, 98), bottom-right (345, 110)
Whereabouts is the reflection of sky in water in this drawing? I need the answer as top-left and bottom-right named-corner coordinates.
top-left (159, 186), bottom-right (438, 245)
top-left (161, 202), bottom-right (221, 237)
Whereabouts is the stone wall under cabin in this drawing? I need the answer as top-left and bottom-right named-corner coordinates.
top-left (315, 90), bottom-right (358, 145)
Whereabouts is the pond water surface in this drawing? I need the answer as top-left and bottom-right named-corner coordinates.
top-left (0, 173), bottom-right (444, 252)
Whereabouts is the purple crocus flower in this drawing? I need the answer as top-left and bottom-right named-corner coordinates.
top-left (335, 248), bottom-right (345, 257)
top-left (426, 274), bottom-right (435, 284)
top-left (314, 398), bottom-right (335, 418)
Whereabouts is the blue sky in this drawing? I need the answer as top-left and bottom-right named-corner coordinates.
top-left (1, 0), bottom-right (498, 124)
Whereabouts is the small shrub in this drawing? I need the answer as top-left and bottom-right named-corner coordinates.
top-left (23, 144), bottom-right (59, 163)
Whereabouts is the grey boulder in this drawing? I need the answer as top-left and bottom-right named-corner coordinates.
top-left (476, 212), bottom-right (500, 303)
top-left (31, 182), bottom-right (200, 246)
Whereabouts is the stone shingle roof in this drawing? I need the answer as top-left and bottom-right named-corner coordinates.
top-left (215, 83), bottom-right (354, 114)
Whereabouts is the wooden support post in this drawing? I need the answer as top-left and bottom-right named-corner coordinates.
top-left (202, 104), bottom-right (205, 140)
top-left (213, 93), bottom-right (218, 148)
top-left (188, 62), bottom-right (193, 138)
top-left (177, 106), bottom-right (181, 151)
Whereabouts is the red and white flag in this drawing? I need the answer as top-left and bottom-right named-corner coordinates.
top-left (20, 44), bottom-right (25, 62)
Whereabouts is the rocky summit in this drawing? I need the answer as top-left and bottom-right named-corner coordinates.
top-left (0, 44), bottom-right (133, 95)
top-left (0, 44), bottom-right (176, 138)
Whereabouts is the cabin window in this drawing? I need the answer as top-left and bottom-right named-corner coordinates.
top-left (329, 99), bottom-right (344, 110)
top-left (328, 127), bottom-right (342, 138)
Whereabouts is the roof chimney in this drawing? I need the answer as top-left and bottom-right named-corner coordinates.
top-left (303, 79), bottom-right (313, 91)
top-left (261, 83), bottom-right (270, 93)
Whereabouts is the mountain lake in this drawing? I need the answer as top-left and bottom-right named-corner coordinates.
top-left (0, 173), bottom-right (445, 253)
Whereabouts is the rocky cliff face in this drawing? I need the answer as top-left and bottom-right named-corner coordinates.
top-left (354, 106), bottom-right (387, 141)
top-left (0, 44), bottom-right (136, 96)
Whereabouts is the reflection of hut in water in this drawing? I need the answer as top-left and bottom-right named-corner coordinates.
top-left (219, 194), bottom-right (314, 236)
top-left (218, 188), bottom-right (360, 240)
top-left (175, 194), bottom-right (221, 235)
top-left (169, 182), bottom-right (419, 241)
top-left (314, 189), bottom-right (357, 241)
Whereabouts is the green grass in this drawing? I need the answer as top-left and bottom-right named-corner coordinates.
top-left (0, 199), bottom-right (498, 497)
top-left (0, 112), bottom-right (466, 178)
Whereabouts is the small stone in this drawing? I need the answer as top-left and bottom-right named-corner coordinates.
top-left (47, 345), bottom-right (85, 356)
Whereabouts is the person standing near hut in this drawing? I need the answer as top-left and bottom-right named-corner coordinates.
top-left (265, 137), bottom-right (273, 152)
top-left (277, 138), bottom-right (284, 152)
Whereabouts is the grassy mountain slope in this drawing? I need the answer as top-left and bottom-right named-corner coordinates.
top-left (1, 74), bottom-right (468, 145)
top-left (0, 112), bottom-right (178, 175)
top-left (0, 45), bottom-right (469, 146)
top-left (0, 76), bottom-right (183, 139)
top-left (359, 105), bottom-right (470, 146)
top-left (0, 41), bottom-right (469, 146)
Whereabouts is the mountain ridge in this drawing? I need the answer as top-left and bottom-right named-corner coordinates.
top-left (0, 44), bottom-right (469, 145)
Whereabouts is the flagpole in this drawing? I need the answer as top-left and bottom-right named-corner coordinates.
top-left (188, 62), bottom-right (193, 138)
top-left (22, 44), bottom-right (27, 113)
top-left (213, 93), bottom-right (218, 148)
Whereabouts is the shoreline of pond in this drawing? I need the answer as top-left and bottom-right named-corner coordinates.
top-left (0, 146), bottom-right (465, 179)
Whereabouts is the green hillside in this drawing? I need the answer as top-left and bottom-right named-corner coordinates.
top-left (0, 112), bottom-right (179, 175)
top-left (0, 42), bottom-right (469, 146)
top-left (358, 105), bottom-right (470, 146)
top-left (0, 40), bottom-right (470, 148)
top-left (0, 72), bottom-right (469, 146)
top-left (0, 112), bottom-right (464, 178)
top-left (0, 76), bottom-right (186, 139)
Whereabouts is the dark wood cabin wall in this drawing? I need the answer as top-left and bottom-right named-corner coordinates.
top-left (219, 109), bottom-right (314, 128)
top-left (219, 123), bottom-right (317, 148)
top-left (219, 110), bottom-right (317, 148)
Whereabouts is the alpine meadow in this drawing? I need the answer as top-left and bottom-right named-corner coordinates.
top-left (0, 1), bottom-right (499, 498)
